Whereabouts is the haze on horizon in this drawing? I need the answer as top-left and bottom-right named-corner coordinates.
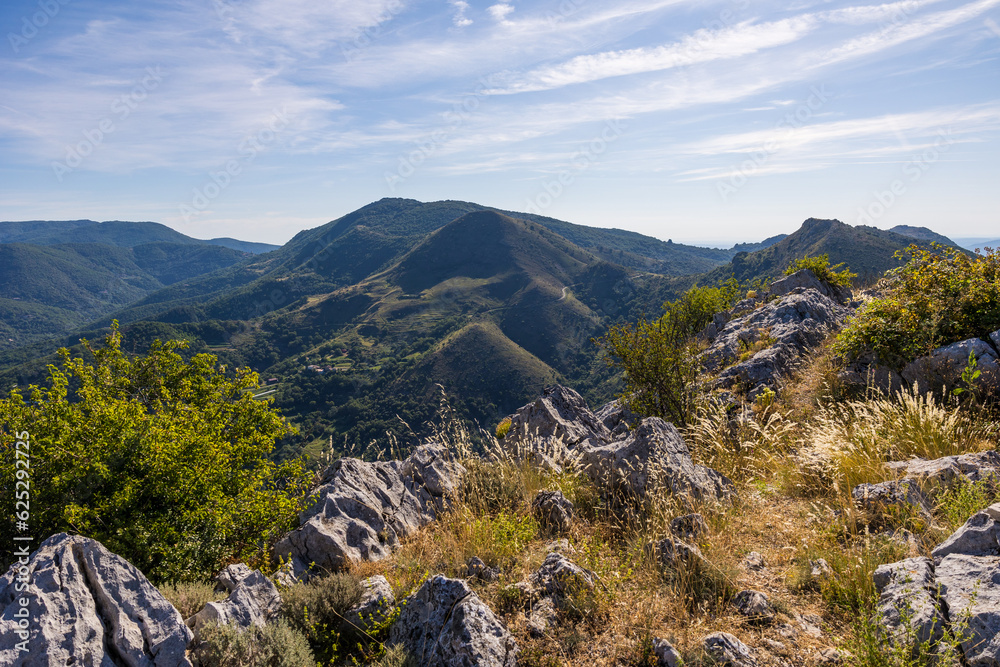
top-left (1, 0), bottom-right (998, 246)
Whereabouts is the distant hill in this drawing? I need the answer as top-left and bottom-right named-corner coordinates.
top-left (205, 238), bottom-right (279, 254)
top-left (703, 218), bottom-right (958, 285)
top-left (955, 238), bottom-right (1000, 252)
top-left (889, 225), bottom-right (956, 246)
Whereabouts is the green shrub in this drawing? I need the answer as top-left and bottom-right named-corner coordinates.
top-left (495, 416), bottom-right (512, 440)
top-left (281, 572), bottom-right (363, 664)
top-left (936, 477), bottom-right (1000, 531)
top-left (159, 581), bottom-right (224, 619)
top-left (784, 253), bottom-right (857, 287)
top-left (835, 244), bottom-right (1000, 369)
top-left (465, 510), bottom-right (539, 568)
top-left (195, 618), bottom-right (315, 667)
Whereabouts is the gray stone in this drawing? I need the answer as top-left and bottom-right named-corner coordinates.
top-left (887, 451), bottom-right (1000, 491)
top-left (0, 533), bottom-right (192, 667)
top-left (770, 269), bottom-right (851, 304)
top-left (502, 385), bottom-right (611, 468)
top-left (528, 552), bottom-right (596, 599)
top-left (935, 554), bottom-right (1000, 666)
top-left (341, 575), bottom-right (395, 633)
top-left (274, 443), bottom-right (465, 577)
top-left (650, 536), bottom-right (704, 570)
top-left (188, 569), bottom-right (281, 639)
top-left (466, 556), bottom-right (500, 583)
top-left (745, 551), bottom-right (766, 571)
top-left (732, 589), bottom-right (775, 624)
top-left (670, 513), bottom-right (708, 541)
top-left (852, 480), bottom-right (932, 521)
top-left (810, 558), bottom-right (833, 580)
top-left (527, 597), bottom-right (557, 638)
top-left (872, 557), bottom-right (944, 648)
top-left (214, 563), bottom-right (254, 594)
top-left (580, 417), bottom-right (734, 502)
top-left (932, 504), bottom-right (1000, 563)
top-left (704, 631), bottom-right (758, 667)
top-left (531, 490), bottom-right (575, 534)
top-left (902, 337), bottom-right (1000, 395)
top-left (811, 648), bottom-right (846, 665)
top-left (388, 575), bottom-right (518, 667)
top-left (595, 399), bottom-right (639, 439)
top-left (652, 636), bottom-right (682, 667)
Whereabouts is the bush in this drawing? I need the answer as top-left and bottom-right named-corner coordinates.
top-left (194, 618), bottom-right (315, 667)
top-left (835, 244), bottom-right (1000, 369)
top-left (936, 477), bottom-right (1000, 531)
top-left (160, 581), bottom-right (224, 619)
top-left (281, 572), bottom-right (363, 663)
top-left (784, 254), bottom-right (857, 288)
top-left (0, 323), bottom-right (311, 583)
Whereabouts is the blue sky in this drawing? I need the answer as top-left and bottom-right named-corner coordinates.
top-left (1, 0), bottom-right (998, 246)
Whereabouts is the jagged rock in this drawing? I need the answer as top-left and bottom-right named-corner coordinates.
top-left (704, 631), bottom-right (758, 667)
top-left (703, 288), bottom-right (850, 394)
top-left (466, 556), bottom-right (500, 583)
top-left (770, 269), bottom-right (851, 304)
top-left (529, 552), bottom-right (596, 599)
top-left (732, 589), bottom-right (776, 624)
top-left (531, 490), bottom-right (575, 534)
top-left (886, 451), bottom-right (1000, 492)
top-left (872, 557), bottom-right (944, 648)
top-left (274, 443), bottom-right (464, 577)
top-left (670, 513), bottom-right (708, 541)
top-left (502, 385), bottom-right (611, 469)
top-left (796, 612), bottom-right (824, 638)
top-left (214, 563), bottom-right (254, 593)
top-left (0, 533), bottom-right (193, 666)
top-left (595, 399), bottom-right (638, 439)
top-left (902, 337), bottom-right (1000, 396)
top-left (188, 569), bottom-right (281, 640)
top-left (810, 558), bottom-right (833, 580)
top-left (527, 597), bottom-right (557, 638)
top-left (543, 538), bottom-right (576, 554)
top-left (811, 648), bottom-right (847, 665)
top-left (652, 636), bottom-right (682, 667)
top-left (745, 551), bottom-right (766, 571)
top-left (931, 504), bottom-right (1000, 563)
top-left (341, 575), bottom-right (395, 633)
top-left (388, 575), bottom-right (518, 667)
top-left (649, 536), bottom-right (705, 570)
top-left (852, 480), bottom-right (932, 522)
top-left (580, 417), bottom-right (734, 502)
top-left (935, 554), bottom-right (1000, 666)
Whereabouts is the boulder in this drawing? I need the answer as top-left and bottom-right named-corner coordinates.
top-left (595, 399), bottom-right (638, 439)
top-left (902, 337), bottom-right (1000, 396)
top-left (652, 637), bottom-right (682, 667)
top-left (872, 557), bottom-right (944, 648)
top-left (466, 557), bottom-right (500, 583)
top-left (187, 569), bottom-right (281, 640)
top-left (932, 504), bottom-right (1000, 563)
top-left (527, 596), bottom-right (557, 638)
top-left (670, 513), bottom-right (708, 541)
top-left (580, 417), bottom-right (734, 502)
top-left (732, 589), bottom-right (776, 624)
top-left (502, 385), bottom-right (611, 468)
top-left (886, 451), bottom-right (1000, 492)
top-left (769, 269), bottom-right (851, 304)
top-left (341, 575), bottom-right (395, 633)
top-left (388, 575), bottom-right (518, 667)
top-left (528, 552), bottom-right (596, 599)
top-left (531, 490), bottom-right (575, 534)
top-left (0, 533), bottom-right (192, 666)
top-left (935, 554), bottom-right (1000, 666)
top-left (214, 563), bottom-right (254, 594)
top-left (274, 443), bottom-right (464, 577)
top-left (852, 480), bottom-right (932, 522)
top-left (745, 551), bottom-right (766, 571)
top-left (704, 632), bottom-right (758, 667)
top-left (649, 536), bottom-right (705, 570)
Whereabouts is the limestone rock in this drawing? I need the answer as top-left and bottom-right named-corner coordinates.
top-left (0, 533), bottom-right (192, 667)
top-left (886, 451), bottom-right (1000, 492)
top-left (670, 513), bottom-right (708, 541)
top-left (531, 490), bottom-right (575, 534)
top-left (273, 443), bottom-right (464, 577)
top-left (466, 556), bottom-right (500, 583)
top-left (704, 632), bottom-right (758, 667)
top-left (188, 569), bottom-right (281, 639)
top-left (652, 637), bottom-right (682, 667)
top-left (649, 536), bottom-right (704, 570)
top-left (902, 337), bottom-right (1000, 395)
top-left (852, 480), bottom-right (932, 522)
top-left (341, 575), bottom-right (395, 633)
top-left (502, 385), bottom-right (611, 468)
top-left (388, 575), bottom-right (518, 667)
top-left (872, 557), bottom-right (944, 648)
top-left (732, 589), bottom-right (776, 624)
top-left (527, 597), bottom-right (557, 638)
top-left (595, 399), bottom-right (638, 439)
top-left (770, 269), bottom-right (851, 304)
top-left (580, 417), bottom-right (734, 502)
top-left (932, 504), bottom-right (1000, 563)
top-left (214, 563), bottom-right (254, 594)
top-left (745, 551), bottom-right (766, 571)
top-left (935, 554), bottom-right (1000, 666)
top-left (528, 552), bottom-right (596, 599)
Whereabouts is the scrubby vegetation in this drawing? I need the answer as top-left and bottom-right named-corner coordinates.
top-left (785, 253), bottom-right (857, 287)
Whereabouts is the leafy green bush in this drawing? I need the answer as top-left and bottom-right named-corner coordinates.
top-left (784, 253), bottom-right (857, 287)
top-left (495, 416), bottom-right (512, 440)
top-left (835, 245), bottom-right (1000, 369)
top-left (936, 477), bottom-right (1000, 531)
top-left (0, 323), bottom-right (311, 584)
top-left (461, 510), bottom-right (539, 568)
top-left (281, 572), bottom-right (363, 664)
top-left (194, 618), bottom-right (315, 666)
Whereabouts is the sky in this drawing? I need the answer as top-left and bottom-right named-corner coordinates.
top-left (1, 0), bottom-right (998, 247)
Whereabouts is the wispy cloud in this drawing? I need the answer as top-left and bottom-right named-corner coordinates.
top-left (449, 0), bottom-right (473, 27)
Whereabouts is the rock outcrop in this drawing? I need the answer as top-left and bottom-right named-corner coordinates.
top-left (901, 335), bottom-right (1000, 396)
top-left (187, 568), bottom-right (281, 641)
top-left (531, 490), bottom-right (575, 534)
top-left (388, 575), bottom-right (518, 667)
top-left (273, 443), bottom-right (465, 578)
top-left (872, 557), bottom-right (944, 648)
top-left (886, 451), bottom-right (1000, 493)
top-left (704, 631), bottom-right (758, 667)
top-left (0, 533), bottom-right (192, 666)
top-left (341, 575), bottom-right (395, 634)
top-left (732, 589), bottom-right (776, 624)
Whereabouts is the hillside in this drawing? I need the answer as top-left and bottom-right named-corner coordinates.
top-left (889, 224), bottom-right (956, 246)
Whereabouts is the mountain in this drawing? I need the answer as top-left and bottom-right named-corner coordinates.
top-left (702, 218), bottom-right (958, 285)
top-left (205, 238), bottom-right (279, 254)
top-left (889, 225), bottom-right (956, 246)
top-left (955, 238), bottom-right (1000, 252)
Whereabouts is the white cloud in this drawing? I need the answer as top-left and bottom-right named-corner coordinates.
top-left (449, 0), bottom-right (473, 27)
top-left (487, 3), bottom-right (515, 23)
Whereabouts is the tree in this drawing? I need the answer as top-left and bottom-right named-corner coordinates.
top-left (0, 323), bottom-right (310, 583)
top-left (597, 284), bottom-right (737, 426)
